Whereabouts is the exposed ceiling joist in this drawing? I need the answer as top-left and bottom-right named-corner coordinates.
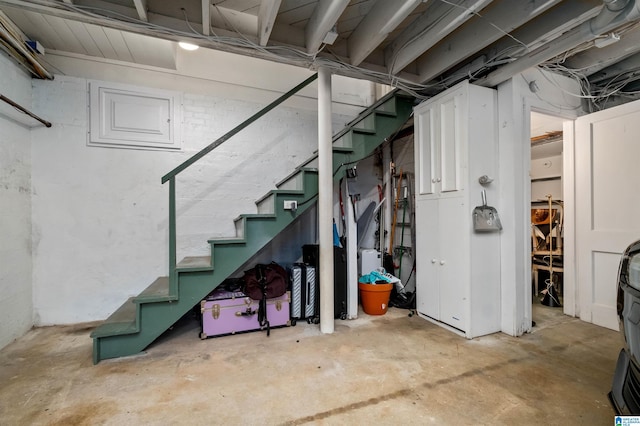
top-left (417, 0), bottom-right (561, 83)
top-left (305, 0), bottom-right (349, 54)
top-left (436, 0), bottom-right (602, 85)
top-left (565, 24), bottom-right (640, 77)
top-left (483, 0), bottom-right (602, 62)
top-left (385, 0), bottom-right (493, 75)
top-left (211, 5), bottom-right (257, 37)
top-left (202, 0), bottom-right (210, 36)
top-left (589, 51), bottom-right (640, 84)
top-left (258, 0), bottom-right (281, 46)
top-left (479, 0), bottom-right (640, 88)
top-left (132, 0), bottom-right (147, 22)
top-left (0, 0), bottom-right (266, 61)
top-left (347, 0), bottom-right (421, 67)
top-left (2, 0), bottom-right (640, 111)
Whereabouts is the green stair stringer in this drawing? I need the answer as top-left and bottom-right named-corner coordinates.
top-left (90, 91), bottom-right (414, 363)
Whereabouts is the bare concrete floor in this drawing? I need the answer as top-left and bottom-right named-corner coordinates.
top-left (0, 303), bottom-right (620, 425)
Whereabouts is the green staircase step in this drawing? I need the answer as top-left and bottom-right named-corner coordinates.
top-left (92, 91), bottom-right (414, 363)
top-left (132, 277), bottom-right (175, 304)
top-left (90, 297), bottom-right (138, 338)
top-left (177, 256), bottom-right (213, 271)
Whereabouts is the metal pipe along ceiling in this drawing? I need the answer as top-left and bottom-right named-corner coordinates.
top-left (0, 14), bottom-right (52, 79)
top-left (478, 0), bottom-right (639, 88)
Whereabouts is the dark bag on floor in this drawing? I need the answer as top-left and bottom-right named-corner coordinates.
top-left (242, 262), bottom-right (288, 336)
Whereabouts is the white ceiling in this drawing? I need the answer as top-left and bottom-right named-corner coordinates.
top-left (531, 111), bottom-right (564, 138)
top-left (2, 0), bottom-right (640, 109)
top-left (531, 111), bottom-right (564, 159)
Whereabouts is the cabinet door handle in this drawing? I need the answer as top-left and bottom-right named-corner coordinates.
top-left (431, 178), bottom-right (437, 183)
top-left (440, 260), bottom-right (446, 265)
top-left (431, 259), bottom-right (437, 263)
top-left (436, 178), bottom-right (441, 183)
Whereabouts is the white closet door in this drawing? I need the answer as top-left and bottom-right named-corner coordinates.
top-left (575, 101), bottom-right (640, 330)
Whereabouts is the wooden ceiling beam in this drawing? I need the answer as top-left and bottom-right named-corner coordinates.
top-left (347, 0), bottom-right (421, 67)
top-left (258, 0), bottom-right (282, 46)
top-left (385, 0), bottom-right (493, 75)
top-left (305, 0), bottom-right (349, 54)
top-left (565, 25), bottom-right (640, 77)
top-left (132, 0), bottom-right (148, 22)
top-left (201, 0), bottom-right (210, 36)
top-left (416, 0), bottom-right (561, 83)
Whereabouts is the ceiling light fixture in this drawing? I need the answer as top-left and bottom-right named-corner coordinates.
top-left (178, 41), bottom-right (199, 51)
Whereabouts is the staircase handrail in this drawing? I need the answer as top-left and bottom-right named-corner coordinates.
top-left (162, 73), bottom-right (319, 184)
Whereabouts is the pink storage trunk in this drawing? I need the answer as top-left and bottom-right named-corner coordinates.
top-left (199, 289), bottom-right (290, 339)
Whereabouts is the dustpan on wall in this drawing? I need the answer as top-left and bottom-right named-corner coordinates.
top-left (473, 190), bottom-right (502, 232)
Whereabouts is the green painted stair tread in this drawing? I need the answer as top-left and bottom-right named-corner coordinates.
top-left (374, 95), bottom-right (407, 116)
top-left (275, 168), bottom-right (318, 190)
top-left (351, 114), bottom-right (376, 134)
top-left (233, 213), bottom-right (277, 222)
top-left (92, 92), bottom-right (415, 363)
top-left (132, 277), bottom-right (176, 304)
top-left (206, 236), bottom-right (246, 245)
top-left (90, 297), bottom-right (138, 338)
top-left (255, 189), bottom-right (307, 206)
top-left (176, 256), bottom-right (212, 271)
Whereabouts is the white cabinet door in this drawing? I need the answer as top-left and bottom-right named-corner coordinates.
top-left (415, 198), bottom-right (440, 319)
top-left (438, 196), bottom-right (468, 330)
top-left (415, 85), bottom-right (465, 198)
top-left (438, 90), bottom-right (464, 194)
top-left (415, 101), bottom-right (438, 196)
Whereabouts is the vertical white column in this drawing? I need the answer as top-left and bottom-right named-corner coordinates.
top-left (318, 67), bottom-right (335, 333)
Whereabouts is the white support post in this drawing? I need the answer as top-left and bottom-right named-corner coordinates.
top-left (318, 67), bottom-right (335, 333)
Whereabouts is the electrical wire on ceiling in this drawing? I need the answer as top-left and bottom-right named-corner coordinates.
top-left (34, 0), bottom-right (539, 100)
top-left (15, 0), bottom-right (631, 109)
top-left (537, 19), bottom-right (640, 111)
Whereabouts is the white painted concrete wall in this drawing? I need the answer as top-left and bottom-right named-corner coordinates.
top-left (0, 53), bottom-right (34, 349)
top-left (531, 153), bottom-right (563, 201)
top-left (497, 68), bottom-right (583, 336)
top-left (29, 54), bottom-right (363, 325)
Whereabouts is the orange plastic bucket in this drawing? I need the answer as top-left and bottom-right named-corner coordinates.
top-left (358, 282), bottom-right (393, 315)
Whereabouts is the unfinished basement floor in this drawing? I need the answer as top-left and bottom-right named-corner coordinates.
top-left (0, 304), bottom-right (619, 425)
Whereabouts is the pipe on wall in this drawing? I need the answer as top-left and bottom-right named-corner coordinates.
top-left (0, 14), bottom-right (52, 79)
top-left (478, 0), bottom-right (639, 88)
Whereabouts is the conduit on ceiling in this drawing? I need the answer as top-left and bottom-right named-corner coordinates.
top-left (0, 11), bottom-right (52, 79)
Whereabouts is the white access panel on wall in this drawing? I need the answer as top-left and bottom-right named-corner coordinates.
top-left (414, 80), bottom-right (501, 338)
top-left (88, 80), bottom-right (182, 150)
